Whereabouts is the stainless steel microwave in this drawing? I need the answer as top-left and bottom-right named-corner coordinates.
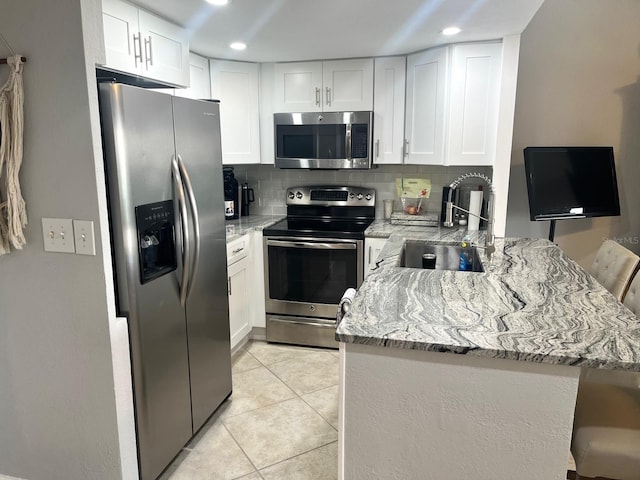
top-left (274, 111), bottom-right (374, 169)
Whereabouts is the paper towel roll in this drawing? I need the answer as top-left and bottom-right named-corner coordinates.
top-left (467, 190), bottom-right (483, 231)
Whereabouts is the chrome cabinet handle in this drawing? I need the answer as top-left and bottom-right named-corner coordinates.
top-left (375, 139), bottom-right (380, 158)
top-left (368, 246), bottom-right (372, 264)
top-left (325, 86), bottom-right (331, 106)
top-left (315, 87), bottom-right (320, 107)
top-left (403, 139), bottom-right (409, 157)
top-left (133, 33), bottom-right (143, 67)
top-left (144, 36), bottom-right (153, 67)
top-left (228, 276), bottom-right (232, 296)
top-left (231, 247), bottom-right (243, 255)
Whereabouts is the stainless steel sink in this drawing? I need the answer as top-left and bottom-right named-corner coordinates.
top-left (398, 241), bottom-right (484, 272)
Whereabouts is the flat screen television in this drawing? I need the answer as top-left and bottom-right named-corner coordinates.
top-left (523, 146), bottom-right (621, 221)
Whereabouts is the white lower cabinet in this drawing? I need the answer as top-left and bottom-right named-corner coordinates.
top-left (364, 237), bottom-right (387, 278)
top-left (227, 235), bottom-right (251, 350)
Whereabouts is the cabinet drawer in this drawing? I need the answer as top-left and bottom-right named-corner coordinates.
top-left (227, 235), bottom-right (249, 265)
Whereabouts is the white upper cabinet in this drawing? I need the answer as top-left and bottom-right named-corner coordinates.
top-left (404, 47), bottom-right (448, 165)
top-left (404, 42), bottom-right (502, 166)
top-left (273, 59), bottom-right (373, 112)
top-left (446, 42), bottom-right (502, 166)
top-left (373, 56), bottom-right (406, 165)
top-left (102, 0), bottom-right (189, 87)
top-left (210, 60), bottom-right (261, 165)
top-left (273, 62), bottom-right (323, 112)
top-left (175, 53), bottom-right (211, 100)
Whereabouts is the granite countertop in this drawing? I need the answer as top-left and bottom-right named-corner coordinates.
top-left (337, 230), bottom-right (640, 371)
top-left (225, 215), bottom-right (284, 243)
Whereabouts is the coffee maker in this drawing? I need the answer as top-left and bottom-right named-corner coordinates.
top-left (223, 167), bottom-right (239, 220)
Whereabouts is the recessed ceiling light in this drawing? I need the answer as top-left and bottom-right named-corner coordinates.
top-left (442, 27), bottom-right (461, 36)
top-left (230, 42), bottom-right (246, 51)
top-left (206, 0), bottom-right (229, 6)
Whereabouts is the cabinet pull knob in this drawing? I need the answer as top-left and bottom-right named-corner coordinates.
top-left (315, 87), bottom-right (320, 107)
top-left (375, 139), bottom-right (380, 158)
top-left (133, 33), bottom-right (143, 67)
top-left (325, 86), bottom-right (331, 106)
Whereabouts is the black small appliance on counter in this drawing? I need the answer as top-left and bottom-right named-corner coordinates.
top-left (240, 183), bottom-right (255, 216)
top-left (223, 166), bottom-right (239, 220)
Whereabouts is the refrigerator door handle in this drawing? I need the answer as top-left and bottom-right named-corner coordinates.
top-left (171, 155), bottom-right (191, 306)
top-left (177, 155), bottom-right (200, 301)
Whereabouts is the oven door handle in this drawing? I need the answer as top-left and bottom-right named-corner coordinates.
top-left (266, 239), bottom-right (357, 250)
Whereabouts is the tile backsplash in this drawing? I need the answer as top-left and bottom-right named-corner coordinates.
top-left (230, 164), bottom-right (493, 220)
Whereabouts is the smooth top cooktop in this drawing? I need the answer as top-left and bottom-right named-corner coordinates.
top-left (263, 217), bottom-right (374, 240)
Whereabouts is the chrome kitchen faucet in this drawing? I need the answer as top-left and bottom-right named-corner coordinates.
top-left (444, 172), bottom-right (495, 257)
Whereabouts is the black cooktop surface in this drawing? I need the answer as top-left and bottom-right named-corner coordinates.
top-left (263, 217), bottom-right (374, 240)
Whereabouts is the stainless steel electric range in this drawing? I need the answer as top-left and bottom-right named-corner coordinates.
top-left (263, 186), bottom-right (375, 348)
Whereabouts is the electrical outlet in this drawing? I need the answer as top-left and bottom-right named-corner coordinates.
top-left (42, 218), bottom-right (75, 253)
top-left (73, 220), bottom-right (96, 256)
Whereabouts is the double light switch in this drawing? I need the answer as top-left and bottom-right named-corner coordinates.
top-left (42, 218), bottom-right (96, 255)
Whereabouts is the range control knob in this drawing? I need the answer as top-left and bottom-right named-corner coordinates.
top-left (349, 192), bottom-right (355, 199)
top-left (288, 192), bottom-right (295, 199)
top-left (357, 193), bottom-right (364, 200)
top-left (296, 191), bottom-right (303, 199)
top-left (365, 194), bottom-right (372, 201)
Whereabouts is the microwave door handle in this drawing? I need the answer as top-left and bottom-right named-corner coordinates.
top-left (266, 239), bottom-right (357, 250)
top-left (177, 155), bottom-right (200, 301)
top-left (345, 124), bottom-right (352, 160)
top-left (171, 156), bottom-right (191, 306)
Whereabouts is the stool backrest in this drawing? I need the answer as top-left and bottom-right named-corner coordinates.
top-left (623, 272), bottom-right (640, 315)
top-left (590, 239), bottom-right (639, 301)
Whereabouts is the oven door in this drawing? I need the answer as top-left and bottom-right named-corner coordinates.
top-left (264, 236), bottom-right (363, 319)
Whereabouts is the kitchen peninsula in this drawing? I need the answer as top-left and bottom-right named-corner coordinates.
top-left (337, 229), bottom-right (640, 479)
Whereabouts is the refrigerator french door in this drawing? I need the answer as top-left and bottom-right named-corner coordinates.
top-left (99, 83), bottom-right (232, 480)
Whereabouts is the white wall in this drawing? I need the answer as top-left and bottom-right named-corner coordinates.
top-left (0, 1), bottom-right (126, 478)
top-left (506, 0), bottom-right (640, 268)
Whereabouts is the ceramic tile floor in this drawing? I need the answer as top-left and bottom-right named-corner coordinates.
top-left (159, 340), bottom-right (340, 480)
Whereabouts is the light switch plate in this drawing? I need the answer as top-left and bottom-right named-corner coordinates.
top-left (73, 220), bottom-right (96, 256)
top-left (42, 218), bottom-right (75, 253)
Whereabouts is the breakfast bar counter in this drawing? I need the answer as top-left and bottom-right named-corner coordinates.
top-left (336, 232), bottom-right (640, 480)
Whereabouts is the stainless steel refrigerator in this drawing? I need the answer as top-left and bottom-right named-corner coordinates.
top-left (98, 83), bottom-right (232, 480)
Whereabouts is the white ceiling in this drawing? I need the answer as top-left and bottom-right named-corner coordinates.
top-left (131, 0), bottom-right (545, 63)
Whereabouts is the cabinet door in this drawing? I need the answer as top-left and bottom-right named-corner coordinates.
top-left (364, 237), bottom-right (387, 278)
top-left (210, 60), bottom-right (261, 164)
top-left (446, 43), bottom-right (502, 166)
top-left (102, 0), bottom-right (140, 75)
top-left (405, 47), bottom-right (448, 165)
top-left (273, 61), bottom-right (323, 112)
top-left (373, 57), bottom-right (406, 164)
top-left (322, 59), bottom-right (374, 112)
top-left (228, 257), bottom-right (251, 350)
top-left (176, 53), bottom-right (210, 100)
top-left (138, 10), bottom-right (189, 87)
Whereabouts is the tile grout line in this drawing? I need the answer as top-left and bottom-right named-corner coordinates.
top-left (256, 440), bottom-right (339, 474)
top-left (222, 421), bottom-right (264, 480)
